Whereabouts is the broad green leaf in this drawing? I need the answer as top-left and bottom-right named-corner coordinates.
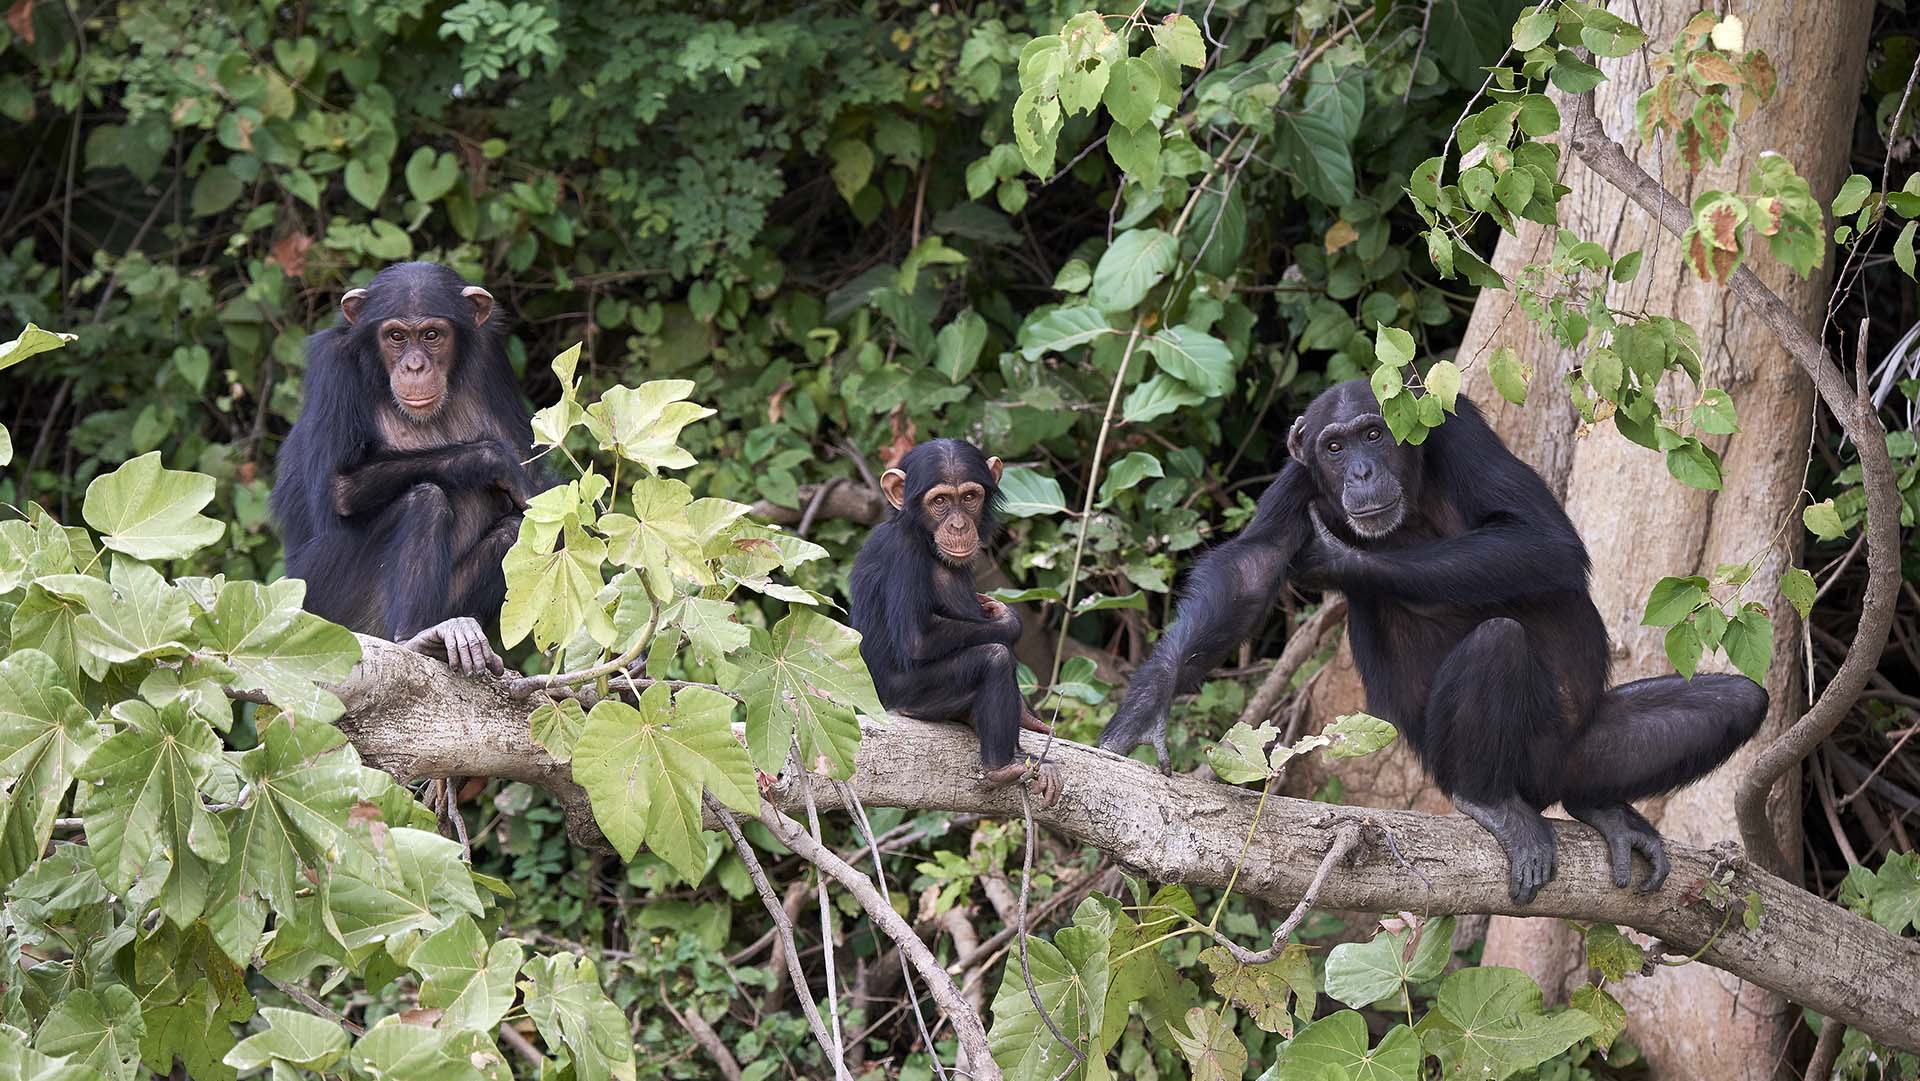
top-left (1424, 360), bottom-right (1462, 413)
top-left (1460, 166), bottom-right (1495, 211)
top-left (224, 1007), bottom-right (349, 1073)
top-left (1517, 94), bottom-right (1560, 137)
top-left (1494, 168), bottom-right (1534, 213)
top-left (323, 826), bottom-right (484, 952)
top-left (1722, 606), bottom-right (1773, 685)
top-left (934, 310), bottom-right (989, 383)
top-left (0, 323), bottom-right (77, 372)
top-left (75, 699), bottom-right (228, 926)
top-left (1693, 388), bottom-right (1739, 434)
top-left (1578, 7), bottom-right (1648, 57)
top-left (1612, 249), bottom-right (1644, 281)
top-left (1802, 498), bottom-right (1846, 541)
top-left (1325, 917), bottom-right (1453, 1009)
top-left (1489, 346), bottom-right (1529, 405)
top-left (1098, 451), bottom-right (1165, 504)
top-left (191, 165), bottom-right (245, 217)
top-left (1208, 721), bottom-right (1280, 784)
top-left (1418, 966), bottom-right (1600, 1081)
top-left (1551, 50), bottom-right (1607, 93)
top-left (1511, 10), bottom-right (1557, 50)
top-left (1201, 944), bottom-right (1315, 1037)
top-left (583, 380), bottom-right (716, 473)
top-left (531, 343), bottom-right (586, 447)
top-left (1584, 347), bottom-right (1623, 399)
top-left (1150, 13), bottom-right (1207, 67)
top-left (1172, 1006), bottom-right (1247, 1081)
top-left (520, 954), bottom-right (639, 1081)
top-left (195, 578), bottom-right (360, 724)
top-left (82, 452), bottom-right (224, 561)
top-left (414, 918), bottom-right (525, 1032)
top-left (827, 139), bottom-right (874, 203)
top-left (1091, 228), bottom-right (1177, 312)
top-left (0, 649), bottom-right (98, 883)
top-left (1371, 363), bottom-right (1404, 403)
top-left (1278, 110), bottom-right (1355, 205)
top-left (36, 985), bottom-right (143, 1080)
top-left (1270, 1012), bottom-right (1420, 1081)
top-left (998, 465), bottom-right (1068, 518)
top-left (1830, 174), bottom-right (1871, 216)
top-left (1324, 712), bottom-right (1397, 759)
top-left (1108, 122), bottom-right (1162, 187)
top-left (347, 1019), bottom-right (477, 1081)
top-left (1103, 57), bottom-right (1160, 130)
top-left (1146, 325), bottom-right (1235, 396)
top-left (1052, 259), bottom-right (1092, 294)
top-left (39, 558), bottom-right (190, 666)
top-left (344, 155), bottom-right (388, 209)
top-left (1568, 985), bottom-right (1627, 1052)
top-left (1374, 324), bottom-right (1415, 368)
top-left (1581, 923), bottom-right (1645, 981)
top-left (1779, 567), bottom-right (1816, 619)
top-left (989, 917), bottom-right (1109, 1077)
top-left (0, 1028), bottom-right (98, 1081)
top-left (1019, 305), bottom-right (1114, 359)
top-left (1641, 576), bottom-right (1708, 626)
top-left (530, 697), bottom-right (588, 760)
top-left (501, 519), bottom-right (613, 651)
top-left (668, 596), bottom-right (752, 666)
top-left (572, 686), bottom-right (757, 880)
top-left (729, 609), bottom-right (878, 777)
top-left (1664, 620), bottom-right (1703, 679)
top-left (1012, 86), bottom-right (1063, 176)
top-left (403, 147), bottom-right (459, 203)
top-left (1665, 436), bottom-right (1723, 490)
top-left (602, 478), bottom-right (712, 599)
top-left (1123, 372), bottom-right (1208, 423)
top-left (1895, 220), bottom-right (1916, 279)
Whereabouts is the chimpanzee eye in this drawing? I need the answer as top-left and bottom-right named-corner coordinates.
top-left (389, 330), bottom-right (406, 343)
top-left (964, 490), bottom-right (978, 502)
top-left (1326, 441), bottom-right (1342, 454)
top-left (1366, 428), bottom-right (1382, 441)
top-left (422, 328), bottom-right (439, 341)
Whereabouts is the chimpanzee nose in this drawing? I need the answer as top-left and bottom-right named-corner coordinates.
top-left (1351, 461), bottom-right (1373, 481)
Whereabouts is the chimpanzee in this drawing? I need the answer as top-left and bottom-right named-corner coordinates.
top-left (1099, 379), bottom-right (1769, 903)
top-left (848, 439), bottom-right (1062, 806)
top-left (270, 262), bottom-right (545, 676)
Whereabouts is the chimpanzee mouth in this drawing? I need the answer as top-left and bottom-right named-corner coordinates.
top-left (1345, 501), bottom-right (1404, 537)
top-left (397, 394), bottom-right (441, 412)
top-left (937, 544), bottom-right (978, 564)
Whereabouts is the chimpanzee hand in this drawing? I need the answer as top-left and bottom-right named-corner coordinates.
top-left (976, 592), bottom-right (1021, 636)
top-left (404, 616), bottom-right (506, 677)
top-left (1306, 506), bottom-right (1368, 576)
top-left (480, 440), bottom-right (532, 510)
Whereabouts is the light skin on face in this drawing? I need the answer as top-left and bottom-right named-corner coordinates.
top-left (339, 283), bottom-right (495, 421)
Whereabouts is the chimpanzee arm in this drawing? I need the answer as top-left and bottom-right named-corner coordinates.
top-left (905, 610), bottom-right (1022, 660)
top-left (1306, 509), bottom-right (1587, 604)
top-left (332, 441), bottom-right (529, 518)
top-left (1097, 462), bottom-right (1315, 768)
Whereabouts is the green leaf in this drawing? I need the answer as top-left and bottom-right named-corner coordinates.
top-left (1418, 966), bottom-right (1601, 1081)
top-left (1018, 306), bottom-right (1113, 359)
top-left (1722, 607), bottom-right (1773, 685)
top-left (1123, 372), bottom-right (1208, 423)
top-left (998, 465), bottom-right (1068, 517)
top-left (520, 954), bottom-right (638, 1081)
top-left (1642, 576), bottom-right (1709, 626)
top-left (1425, 360), bottom-right (1462, 412)
top-left (1582, 923), bottom-right (1645, 981)
top-left (1109, 122), bottom-right (1163, 186)
top-left (1830, 174), bottom-right (1872, 216)
top-left (530, 697), bottom-right (588, 760)
top-left (668, 596), bottom-right (752, 666)
top-left (344, 155), bottom-right (389, 210)
top-left (39, 558), bottom-right (190, 667)
top-left (1568, 985), bottom-right (1628, 1052)
top-left (1151, 13), bottom-right (1207, 67)
top-left (1460, 165), bottom-right (1496, 211)
top-left (1201, 943), bottom-right (1315, 1037)
top-left (1278, 111), bottom-right (1356, 206)
top-left (1550, 50), bottom-right (1607, 93)
top-left (1494, 168), bottom-right (1535, 213)
top-left (572, 686), bottom-right (756, 879)
top-left (1511, 10), bottom-right (1557, 50)
top-left (226, 1007), bottom-right (349, 1074)
top-left (1410, 155), bottom-right (1445, 207)
top-left (1779, 567), bottom-right (1816, 619)
top-left (1208, 721), bottom-right (1280, 784)
top-left (501, 519), bottom-right (614, 652)
top-left (582, 380), bottom-right (717, 473)
top-left (1012, 86), bottom-right (1063, 176)
top-left (1489, 346), bottom-right (1528, 405)
top-left (1326, 917), bottom-right (1454, 1009)
top-left (1270, 1012), bottom-right (1420, 1081)
top-left (531, 342), bottom-right (587, 447)
top-left (1099, 451), bottom-right (1165, 504)
top-left (1896, 220), bottom-right (1917, 279)
top-left (1145, 325), bottom-right (1234, 396)
top-left (1052, 259), bottom-right (1092, 294)
top-left (730, 609), bottom-right (878, 777)
top-left (1324, 712), bottom-right (1397, 759)
top-left (196, 578), bottom-right (360, 724)
top-left (1172, 1006), bottom-right (1247, 1081)
top-left (1577, 7), bottom-right (1648, 57)
top-left (989, 907), bottom-right (1108, 1074)
top-left (1802, 498), bottom-right (1846, 541)
top-left (82, 452), bottom-right (225, 560)
top-left (1091, 228), bottom-right (1178, 312)
top-left (414, 918), bottom-right (524, 1032)
top-left (1693, 388), bottom-right (1739, 434)
top-left (1516, 94), bottom-right (1560, 137)
top-left (191, 165), bottom-right (245, 217)
top-left (1665, 436), bottom-right (1724, 490)
top-left (403, 147), bottom-right (459, 203)
top-left (828, 139), bottom-right (874, 204)
top-left (602, 477), bottom-right (713, 600)
top-left (1664, 620), bottom-right (1703, 679)
top-left (75, 699), bottom-right (228, 925)
top-left (934, 310), bottom-right (989, 383)
top-left (1612, 249), bottom-right (1644, 281)
top-left (1374, 324), bottom-right (1416, 369)
top-left (0, 649), bottom-right (99, 884)
top-left (1103, 57), bottom-right (1161, 130)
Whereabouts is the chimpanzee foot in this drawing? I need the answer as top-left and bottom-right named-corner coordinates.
top-left (1019, 708), bottom-right (1053, 735)
top-left (1568, 803), bottom-right (1670, 893)
top-left (1453, 794), bottom-right (1558, 905)
top-left (982, 761), bottom-right (1063, 808)
top-left (404, 617), bottom-right (505, 677)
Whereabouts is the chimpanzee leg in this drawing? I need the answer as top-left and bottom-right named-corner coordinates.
top-left (885, 642), bottom-right (1025, 770)
top-left (402, 511), bottom-right (522, 677)
top-left (1426, 617), bottom-right (1566, 905)
top-left (381, 484), bottom-right (456, 642)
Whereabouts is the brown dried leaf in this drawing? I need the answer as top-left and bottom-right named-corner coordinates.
top-left (6, 0), bottom-right (33, 43)
top-left (1743, 50), bottom-right (1777, 102)
top-left (268, 232), bottom-right (313, 278)
top-left (1323, 219), bottom-right (1359, 254)
top-left (1689, 52), bottom-right (1744, 87)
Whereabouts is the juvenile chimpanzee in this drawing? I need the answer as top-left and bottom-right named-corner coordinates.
top-left (1100, 379), bottom-right (1768, 904)
top-left (271, 262), bottom-right (545, 676)
top-left (849, 439), bottom-right (1062, 806)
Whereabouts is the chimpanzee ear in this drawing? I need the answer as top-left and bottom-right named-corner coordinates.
top-left (880, 469), bottom-right (908, 510)
top-left (461, 286), bottom-right (495, 328)
top-left (1286, 417), bottom-right (1308, 462)
top-left (340, 289), bottom-right (368, 326)
top-left (985, 456), bottom-right (1004, 484)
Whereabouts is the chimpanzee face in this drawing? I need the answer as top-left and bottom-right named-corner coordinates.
top-left (880, 440), bottom-right (1006, 567)
top-left (341, 282), bottom-right (494, 421)
top-left (1288, 381), bottom-right (1419, 539)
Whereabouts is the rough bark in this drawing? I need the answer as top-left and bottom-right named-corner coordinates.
top-left (325, 636), bottom-right (1920, 1054)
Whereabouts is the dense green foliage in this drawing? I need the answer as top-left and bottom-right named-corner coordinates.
top-left (3, 1), bottom-right (1919, 1079)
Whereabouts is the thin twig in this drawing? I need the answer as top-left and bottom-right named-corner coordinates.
top-left (802, 773), bottom-right (849, 1071)
top-left (264, 976), bottom-right (364, 1036)
top-left (840, 781), bottom-right (949, 1081)
top-left (1207, 822), bottom-right (1363, 965)
top-left (1234, 598), bottom-right (1348, 728)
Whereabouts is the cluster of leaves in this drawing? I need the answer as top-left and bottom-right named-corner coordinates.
top-left (0, 332), bottom-right (643, 1080)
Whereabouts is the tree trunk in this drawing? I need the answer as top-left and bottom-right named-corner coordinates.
top-left (1306, 1), bottom-right (1873, 1076)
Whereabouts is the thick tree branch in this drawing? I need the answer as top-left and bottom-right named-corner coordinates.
top-left (332, 637), bottom-right (1920, 1054)
top-left (1563, 93), bottom-right (1903, 872)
